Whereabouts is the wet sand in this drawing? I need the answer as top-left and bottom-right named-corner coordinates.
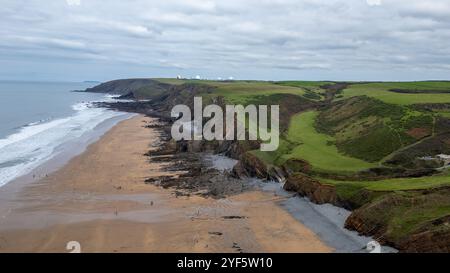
top-left (0, 115), bottom-right (331, 253)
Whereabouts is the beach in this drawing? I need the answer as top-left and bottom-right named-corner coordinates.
top-left (0, 115), bottom-right (331, 253)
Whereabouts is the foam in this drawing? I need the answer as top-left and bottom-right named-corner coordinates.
top-left (0, 99), bottom-right (127, 187)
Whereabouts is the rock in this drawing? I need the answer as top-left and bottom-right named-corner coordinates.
top-left (222, 216), bottom-right (247, 219)
top-left (283, 173), bottom-right (340, 206)
top-left (232, 152), bottom-right (269, 179)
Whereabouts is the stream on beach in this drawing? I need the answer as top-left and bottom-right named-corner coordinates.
top-left (205, 154), bottom-right (398, 253)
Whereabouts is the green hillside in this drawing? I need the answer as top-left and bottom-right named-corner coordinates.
top-left (101, 78), bottom-right (450, 251)
top-left (340, 82), bottom-right (450, 105)
top-left (282, 111), bottom-right (377, 172)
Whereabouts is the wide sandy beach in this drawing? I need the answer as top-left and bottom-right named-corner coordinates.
top-left (0, 115), bottom-right (331, 253)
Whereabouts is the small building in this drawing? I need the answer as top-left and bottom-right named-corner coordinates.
top-left (437, 154), bottom-right (450, 166)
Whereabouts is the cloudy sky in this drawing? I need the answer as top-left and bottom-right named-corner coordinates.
top-left (1, 0), bottom-right (450, 82)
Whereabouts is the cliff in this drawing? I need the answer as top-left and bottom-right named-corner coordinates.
top-left (85, 78), bottom-right (171, 97)
top-left (284, 174), bottom-right (450, 252)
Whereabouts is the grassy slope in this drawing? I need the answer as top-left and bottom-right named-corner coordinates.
top-left (281, 111), bottom-right (377, 172)
top-left (323, 171), bottom-right (450, 192)
top-left (341, 82), bottom-right (450, 105)
top-left (322, 171), bottom-right (450, 247)
top-left (152, 78), bottom-right (190, 85)
top-left (275, 80), bottom-right (332, 90)
top-left (149, 79), bottom-right (449, 185)
top-left (153, 79), bottom-right (321, 104)
top-left (317, 96), bottom-right (434, 162)
top-left (275, 81), bottom-right (332, 98)
top-left (347, 188), bottom-right (450, 245)
top-left (436, 110), bottom-right (450, 118)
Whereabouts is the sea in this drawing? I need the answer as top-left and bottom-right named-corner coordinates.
top-left (0, 81), bottom-right (131, 187)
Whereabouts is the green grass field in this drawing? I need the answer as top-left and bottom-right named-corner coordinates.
top-left (436, 110), bottom-right (450, 118)
top-left (340, 82), bottom-right (450, 105)
top-left (280, 111), bottom-right (377, 172)
top-left (207, 81), bottom-right (308, 104)
top-left (275, 81), bottom-right (332, 93)
top-left (153, 79), bottom-right (324, 104)
top-left (152, 78), bottom-right (191, 85)
top-left (322, 171), bottom-right (450, 192)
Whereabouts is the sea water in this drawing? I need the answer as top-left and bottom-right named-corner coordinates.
top-left (0, 81), bottom-right (129, 187)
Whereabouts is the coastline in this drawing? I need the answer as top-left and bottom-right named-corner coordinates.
top-left (0, 112), bottom-right (135, 196)
top-left (0, 115), bottom-right (332, 253)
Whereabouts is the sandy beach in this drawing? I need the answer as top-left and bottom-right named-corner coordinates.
top-left (0, 115), bottom-right (331, 253)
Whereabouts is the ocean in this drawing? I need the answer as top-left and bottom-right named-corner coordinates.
top-left (0, 81), bottom-right (130, 187)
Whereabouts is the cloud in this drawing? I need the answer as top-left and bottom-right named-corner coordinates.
top-left (396, 1), bottom-right (450, 19)
top-left (66, 0), bottom-right (81, 6)
top-left (0, 0), bottom-right (449, 81)
top-left (366, 0), bottom-right (381, 6)
top-left (3, 35), bottom-right (87, 51)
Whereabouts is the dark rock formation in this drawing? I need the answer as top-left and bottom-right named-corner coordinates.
top-left (283, 173), bottom-right (339, 206)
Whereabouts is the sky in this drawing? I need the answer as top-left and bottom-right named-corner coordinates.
top-left (1, 0), bottom-right (450, 82)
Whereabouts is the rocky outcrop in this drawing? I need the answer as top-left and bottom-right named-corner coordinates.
top-left (283, 173), bottom-right (340, 205)
top-left (147, 83), bottom-right (216, 116)
top-left (284, 172), bottom-right (450, 253)
top-left (400, 216), bottom-right (450, 253)
top-left (117, 92), bottom-right (136, 100)
top-left (232, 152), bottom-right (270, 180)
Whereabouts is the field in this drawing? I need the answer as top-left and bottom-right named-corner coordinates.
top-left (280, 111), bottom-right (377, 172)
top-left (436, 110), bottom-right (450, 118)
top-left (152, 78), bottom-right (190, 85)
top-left (207, 81), bottom-right (310, 104)
top-left (152, 79), bottom-right (326, 105)
top-left (323, 171), bottom-right (450, 192)
top-left (275, 81), bottom-right (331, 97)
top-left (340, 82), bottom-right (450, 105)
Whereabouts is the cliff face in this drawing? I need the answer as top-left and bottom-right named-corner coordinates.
top-left (344, 187), bottom-right (450, 253)
top-left (233, 152), bottom-right (271, 180)
top-left (284, 174), bottom-right (450, 253)
top-left (148, 83), bottom-right (216, 115)
top-left (283, 174), bottom-right (339, 205)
